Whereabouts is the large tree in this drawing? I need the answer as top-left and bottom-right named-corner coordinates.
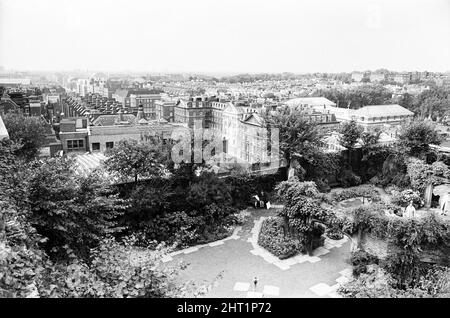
top-left (104, 137), bottom-right (171, 183)
top-left (338, 120), bottom-right (364, 149)
top-left (2, 113), bottom-right (50, 159)
top-left (415, 87), bottom-right (450, 120)
top-left (27, 157), bottom-right (125, 259)
top-left (263, 105), bottom-right (322, 178)
top-left (397, 121), bottom-right (442, 158)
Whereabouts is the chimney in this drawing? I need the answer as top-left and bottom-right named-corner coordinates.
top-left (136, 104), bottom-right (145, 120)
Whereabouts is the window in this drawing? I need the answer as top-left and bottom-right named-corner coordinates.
top-left (67, 139), bottom-right (84, 151)
top-left (92, 143), bottom-right (100, 151)
top-left (106, 142), bottom-right (114, 149)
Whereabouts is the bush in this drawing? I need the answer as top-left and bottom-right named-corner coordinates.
top-left (390, 189), bottom-right (423, 208)
top-left (384, 184), bottom-right (402, 195)
top-left (339, 265), bottom-right (450, 298)
top-left (350, 250), bottom-right (379, 276)
top-left (332, 185), bottom-right (380, 202)
top-left (326, 228), bottom-right (344, 240)
top-left (232, 210), bottom-right (252, 225)
top-left (338, 169), bottom-right (362, 187)
top-left (257, 217), bottom-right (303, 259)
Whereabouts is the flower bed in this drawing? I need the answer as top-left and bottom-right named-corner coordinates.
top-left (257, 217), bottom-right (303, 259)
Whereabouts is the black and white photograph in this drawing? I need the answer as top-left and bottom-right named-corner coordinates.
top-left (0, 0), bottom-right (449, 306)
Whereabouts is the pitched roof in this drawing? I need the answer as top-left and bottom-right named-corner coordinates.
top-left (241, 113), bottom-right (265, 127)
top-left (353, 104), bottom-right (414, 118)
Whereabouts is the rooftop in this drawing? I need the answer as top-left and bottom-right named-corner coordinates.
top-left (285, 97), bottom-right (336, 107)
top-left (353, 104), bottom-right (414, 118)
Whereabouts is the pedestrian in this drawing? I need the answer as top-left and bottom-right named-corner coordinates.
top-left (253, 194), bottom-right (260, 209)
top-left (258, 191), bottom-right (265, 208)
top-left (260, 191), bottom-right (266, 208)
top-left (253, 277), bottom-right (258, 291)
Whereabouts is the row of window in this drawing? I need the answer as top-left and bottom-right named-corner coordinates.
top-left (359, 115), bottom-right (411, 122)
top-left (92, 142), bottom-right (114, 151)
top-left (66, 139), bottom-right (114, 152)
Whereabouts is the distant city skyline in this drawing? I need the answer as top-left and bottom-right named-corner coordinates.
top-left (1, 0), bottom-right (450, 74)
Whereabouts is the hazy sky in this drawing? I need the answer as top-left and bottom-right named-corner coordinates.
top-left (1, 0), bottom-right (449, 74)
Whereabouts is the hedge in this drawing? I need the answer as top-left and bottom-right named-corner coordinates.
top-left (257, 217), bottom-right (303, 259)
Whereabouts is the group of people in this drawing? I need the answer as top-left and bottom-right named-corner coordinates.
top-left (253, 190), bottom-right (271, 210)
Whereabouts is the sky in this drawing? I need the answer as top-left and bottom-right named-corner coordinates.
top-left (1, 0), bottom-right (450, 74)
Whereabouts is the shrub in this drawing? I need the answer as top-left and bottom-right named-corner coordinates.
top-left (338, 169), bottom-right (362, 188)
top-left (339, 265), bottom-right (450, 298)
top-left (384, 184), bottom-right (402, 195)
top-left (390, 189), bottom-right (423, 208)
top-left (332, 185), bottom-right (380, 202)
top-left (37, 237), bottom-right (191, 298)
top-left (257, 217), bottom-right (303, 259)
top-left (350, 250), bottom-right (379, 276)
top-left (368, 176), bottom-right (381, 186)
top-left (326, 228), bottom-right (344, 240)
top-left (232, 210), bottom-right (252, 225)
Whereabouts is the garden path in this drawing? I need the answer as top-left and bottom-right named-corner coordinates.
top-left (163, 207), bottom-right (352, 298)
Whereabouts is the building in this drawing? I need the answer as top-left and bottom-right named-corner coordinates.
top-left (394, 73), bottom-right (410, 85)
top-left (209, 101), bottom-right (231, 131)
top-left (29, 101), bottom-right (43, 116)
top-left (283, 97), bottom-right (340, 133)
top-left (238, 113), bottom-right (273, 165)
top-left (174, 96), bottom-right (210, 128)
top-left (0, 78), bottom-right (31, 87)
top-left (284, 97), bottom-right (337, 109)
top-left (222, 103), bottom-right (249, 157)
top-left (57, 108), bottom-right (185, 154)
top-left (0, 115), bottom-right (9, 140)
top-left (370, 73), bottom-right (386, 82)
top-left (329, 104), bottom-right (414, 131)
top-left (129, 93), bottom-right (161, 118)
top-left (58, 117), bottom-right (89, 153)
top-left (351, 72), bottom-right (364, 82)
top-left (0, 92), bottom-right (19, 114)
top-left (155, 100), bottom-right (176, 122)
top-left (112, 89), bottom-right (159, 112)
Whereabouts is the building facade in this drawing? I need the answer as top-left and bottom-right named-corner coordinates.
top-left (129, 93), bottom-right (161, 118)
top-left (174, 97), bottom-right (210, 128)
top-left (155, 100), bottom-right (176, 122)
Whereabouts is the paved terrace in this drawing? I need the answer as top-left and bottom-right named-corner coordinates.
top-left (163, 208), bottom-right (352, 298)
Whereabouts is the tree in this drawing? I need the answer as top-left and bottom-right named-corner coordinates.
top-left (415, 87), bottom-right (450, 120)
top-left (397, 93), bottom-right (417, 113)
top-left (263, 105), bottom-right (322, 178)
top-left (313, 84), bottom-right (392, 109)
top-left (275, 178), bottom-right (331, 254)
top-left (360, 130), bottom-right (381, 148)
top-left (339, 120), bottom-right (363, 149)
top-left (27, 157), bottom-right (125, 259)
top-left (104, 137), bottom-right (171, 183)
top-left (2, 113), bottom-right (50, 159)
top-left (37, 237), bottom-right (192, 298)
top-left (397, 121), bottom-right (442, 158)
